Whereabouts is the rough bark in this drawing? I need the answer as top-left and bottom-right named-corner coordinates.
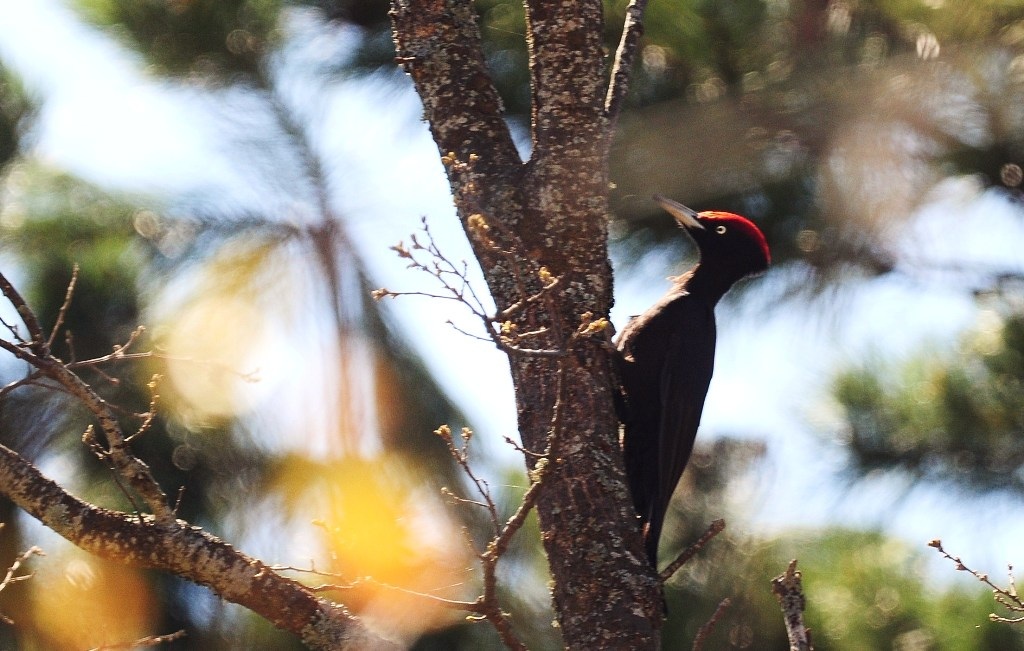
top-left (391, 1), bottom-right (662, 647)
top-left (772, 560), bottom-right (813, 651)
top-left (0, 443), bottom-right (398, 650)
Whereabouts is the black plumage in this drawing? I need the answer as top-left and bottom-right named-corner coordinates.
top-left (616, 195), bottom-right (770, 566)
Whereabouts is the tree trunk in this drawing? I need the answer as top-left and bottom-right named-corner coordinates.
top-left (391, 0), bottom-right (663, 647)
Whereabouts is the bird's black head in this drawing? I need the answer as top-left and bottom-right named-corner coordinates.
top-left (654, 195), bottom-right (770, 281)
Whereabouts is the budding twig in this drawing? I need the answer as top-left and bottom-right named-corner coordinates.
top-left (373, 215), bottom-right (569, 358)
top-left (929, 539), bottom-right (1024, 624)
top-left (0, 524), bottom-right (44, 625)
top-left (0, 270), bottom-right (174, 523)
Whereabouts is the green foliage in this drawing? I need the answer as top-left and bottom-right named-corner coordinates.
top-left (870, 0), bottom-right (1024, 43)
top-left (73, 0), bottom-right (283, 77)
top-left (1, 164), bottom-right (145, 355)
top-left (795, 530), bottom-right (1024, 650)
top-left (662, 527), bottom-right (1024, 650)
top-left (833, 304), bottom-right (1024, 493)
top-left (0, 65), bottom-right (32, 174)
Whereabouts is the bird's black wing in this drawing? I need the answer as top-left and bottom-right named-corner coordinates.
top-left (644, 306), bottom-right (715, 563)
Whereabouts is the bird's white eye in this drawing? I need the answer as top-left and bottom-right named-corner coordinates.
top-left (715, 225), bottom-right (727, 234)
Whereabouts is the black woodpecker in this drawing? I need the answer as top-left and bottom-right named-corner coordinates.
top-left (616, 195), bottom-right (770, 566)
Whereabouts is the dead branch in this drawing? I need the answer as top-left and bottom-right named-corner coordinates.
top-left (46, 263), bottom-right (78, 350)
top-left (659, 518), bottom-right (726, 582)
top-left (692, 597), bottom-right (731, 651)
top-left (605, 0), bottom-right (650, 130)
top-left (771, 560), bottom-right (813, 651)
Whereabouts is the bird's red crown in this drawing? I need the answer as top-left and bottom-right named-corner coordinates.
top-left (698, 211), bottom-right (771, 265)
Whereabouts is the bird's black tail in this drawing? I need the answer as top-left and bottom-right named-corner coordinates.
top-left (642, 501), bottom-right (666, 568)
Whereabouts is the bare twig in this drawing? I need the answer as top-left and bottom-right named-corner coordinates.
top-left (0, 271), bottom-right (173, 522)
top-left (604, 0), bottom-right (650, 129)
top-left (433, 425), bottom-right (536, 649)
top-left (659, 518), bottom-right (726, 582)
top-left (271, 563), bottom-right (482, 613)
top-left (46, 264), bottom-right (79, 350)
top-left (67, 325), bottom-right (147, 369)
top-left (126, 375), bottom-right (161, 443)
top-left (0, 531), bottom-right (44, 625)
top-left (316, 578), bottom-right (479, 611)
top-left (373, 215), bottom-right (570, 358)
top-left (0, 272), bottom-right (45, 349)
top-left (929, 539), bottom-right (1024, 623)
top-left (692, 597), bottom-right (731, 651)
top-left (89, 630), bottom-right (186, 650)
top-left (436, 425), bottom-right (501, 534)
top-left (771, 560), bottom-right (813, 651)
top-left (0, 371), bottom-right (48, 400)
top-left (429, 363), bottom-right (570, 650)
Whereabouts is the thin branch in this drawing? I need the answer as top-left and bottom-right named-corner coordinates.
top-left (445, 320), bottom-right (496, 344)
top-left (929, 539), bottom-right (1024, 623)
top-left (0, 531), bottom-right (44, 625)
top-left (126, 375), bottom-right (161, 443)
top-left (0, 273), bottom-right (172, 522)
top-left (604, 0), bottom-right (650, 129)
top-left (0, 371), bottom-right (48, 400)
top-left (429, 363), bottom-right (568, 651)
top-left (488, 460), bottom-right (546, 560)
top-left (375, 217), bottom-right (572, 359)
top-left (436, 425), bottom-right (501, 534)
top-left (46, 264), bottom-right (79, 350)
top-left (0, 441), bottom-right (397, 650)
top-left (470, 361), bottom-right (573, 650)
top-left (0, 271), bottom-right (45, 350)
top-left (692, 597), bottom-right (731, 651)
top-left (502, 435), bottom-right (544, 458)
top-left (89, 630), bottom-right (186, 650)
top-left (440, 487), bottom-right (492, 512)
top-left (771, 560), bottom-right (813, 651)
top-left (659, 518), bottom-right (726, 582)
top-left (306, 576), bottom-right (481, 612)
top-left (270, 563), bottom-right (479, 611)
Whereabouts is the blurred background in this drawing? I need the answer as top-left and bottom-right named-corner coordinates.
top-left (0, 0), bottom-right (1022, 649)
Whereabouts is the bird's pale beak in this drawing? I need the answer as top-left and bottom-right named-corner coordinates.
top-left (653, 195), bottom-right (704, 230)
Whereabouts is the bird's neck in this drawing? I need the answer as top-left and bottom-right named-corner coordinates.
top-left (681, 262), bottom-right (737, 306)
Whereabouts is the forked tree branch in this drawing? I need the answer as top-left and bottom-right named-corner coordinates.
top-left (0, 271), bottom-right (398, 650)
top-left (0, 442), bottom-right (397, 650)
top-left (392, 1), bottom-right (662, 646)
top-left (0, 271), bottom-right (173, 522)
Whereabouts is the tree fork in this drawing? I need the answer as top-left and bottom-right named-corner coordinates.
top-left (391, 0), bottom-right (662, 646)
